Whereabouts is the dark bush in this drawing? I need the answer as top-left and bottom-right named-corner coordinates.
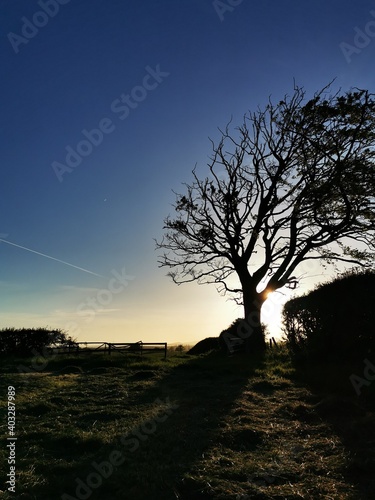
top-left (219, 318), bottom-right (245, 351)
top-left (219, 318), bottom-right (266, 353)
top-left (283, 269), bottom-right (375, 364)
top-left (0, 327), bottom-right (75, 357)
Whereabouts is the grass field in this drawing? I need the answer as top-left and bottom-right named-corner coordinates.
top-left (1, 346), bottom-right (375, 499)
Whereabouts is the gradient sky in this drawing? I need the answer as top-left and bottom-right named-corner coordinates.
top-left (1, 0), bottom-right (374, 345)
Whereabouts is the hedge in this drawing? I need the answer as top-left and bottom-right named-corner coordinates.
top-left (283, 269), bottom-right (375, 363)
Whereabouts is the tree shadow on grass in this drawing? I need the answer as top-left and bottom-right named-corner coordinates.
top-left (292, 362), bottom-right (375, 500)
top-left (60, 350), bottom-right (265, 500)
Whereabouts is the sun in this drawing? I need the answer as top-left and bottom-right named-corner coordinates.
top-left (261, 289), bottom-right (288, 340)
top-left (262, 287), bottom-right (275, 300)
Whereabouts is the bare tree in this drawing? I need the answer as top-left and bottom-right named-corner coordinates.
top-left (156, 84), bottom-right (375, 351)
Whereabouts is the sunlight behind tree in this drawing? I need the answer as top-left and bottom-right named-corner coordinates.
top-left (157, 83), bottom-right (375, 352)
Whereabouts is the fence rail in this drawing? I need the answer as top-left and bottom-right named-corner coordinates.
top-left (51, 341), bottom-right (168, 359)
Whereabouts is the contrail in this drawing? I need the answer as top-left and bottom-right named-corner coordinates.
top-left (0, 238), bottom-right (104, 278)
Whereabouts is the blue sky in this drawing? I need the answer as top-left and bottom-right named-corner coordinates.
top-left (1, 0), bottom-right (374, 344)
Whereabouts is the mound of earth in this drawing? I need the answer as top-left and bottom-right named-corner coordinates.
top-left (187, 337), bottom-right (219, 355)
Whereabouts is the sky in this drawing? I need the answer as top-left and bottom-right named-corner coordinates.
top-left (0, 0), bottom-right (374, 345)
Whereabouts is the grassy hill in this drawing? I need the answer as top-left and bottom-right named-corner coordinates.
top-left (0, 346), bottom-right (374, 499)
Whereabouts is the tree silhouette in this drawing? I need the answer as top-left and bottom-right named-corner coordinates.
top-left (156, 83), bottom-right (375, 351)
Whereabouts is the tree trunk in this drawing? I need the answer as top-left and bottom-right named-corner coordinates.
top-left (241, 286), bottom-right (267, 354)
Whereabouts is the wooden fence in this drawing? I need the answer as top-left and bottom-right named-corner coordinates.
top-left (52, 341), bottom-right (168, 359)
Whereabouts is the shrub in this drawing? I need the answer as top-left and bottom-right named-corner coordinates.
top-left (219, 318), bottom-right (266, 353)
top-left (0, 327), bottom-right (75, 357)
top-left (283, 269), bottom-right (375, 364)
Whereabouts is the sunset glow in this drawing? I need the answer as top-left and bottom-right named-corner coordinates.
top-left (1, 1), bottom-right (370, 346)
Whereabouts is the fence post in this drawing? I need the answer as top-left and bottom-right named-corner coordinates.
top-left (109, 343), bottom-right (111, 355)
